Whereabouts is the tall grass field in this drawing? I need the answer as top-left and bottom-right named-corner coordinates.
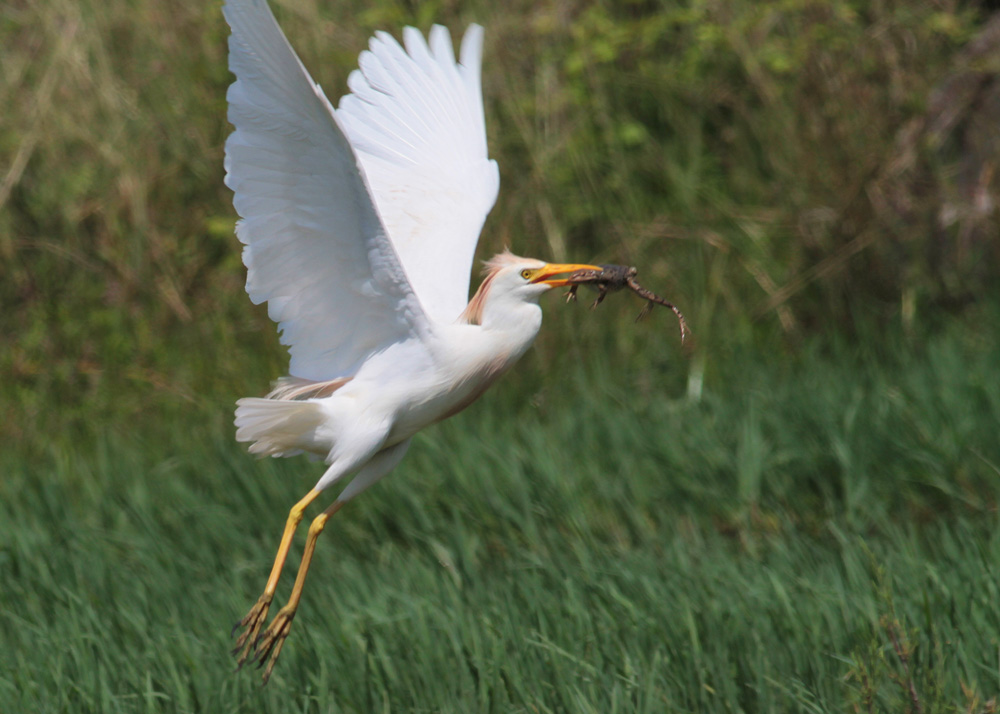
top-left (3, 0), bottom-right (1000, 711)
top-left (3, 315), bottom-right (1000, 712)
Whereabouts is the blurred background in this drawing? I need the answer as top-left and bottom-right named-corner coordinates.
top-left (4, 0), bottom-right (998, 436)
top-left (3, 0), bottom-right (1000, 711)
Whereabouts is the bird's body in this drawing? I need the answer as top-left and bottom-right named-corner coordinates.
top-left (222, 0), bottom-right (599, 681)
top-left (234, 252), bottom-right (552, 493)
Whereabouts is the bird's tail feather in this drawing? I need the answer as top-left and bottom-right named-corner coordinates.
top-left (235, 398), bottom-right (325, 458)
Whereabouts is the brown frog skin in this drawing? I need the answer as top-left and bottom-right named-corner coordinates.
top-left (565, 264), bottom-right (690, 344)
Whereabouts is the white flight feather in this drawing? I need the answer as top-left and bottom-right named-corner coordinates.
top-left (224, 0), bottom-right (498, 382)
top-left (337, 23), bottom-right (500, 325)
top-left (226, 0), bottom-right (503, 382)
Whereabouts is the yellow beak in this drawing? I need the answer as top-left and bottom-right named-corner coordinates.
top-left (530, 263), bottom-right (602, 288)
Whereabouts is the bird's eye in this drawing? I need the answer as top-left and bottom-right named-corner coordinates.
top-left (520, 269), bottom-right (533, 279)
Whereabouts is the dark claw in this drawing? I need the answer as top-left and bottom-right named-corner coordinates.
top-left (231, 592), bottom-right (273, 669)
top-left (250, 606), bottom-right (296, 685)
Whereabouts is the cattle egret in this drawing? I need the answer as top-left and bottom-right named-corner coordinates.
top-left (223, 0), bottom-right (600, 681)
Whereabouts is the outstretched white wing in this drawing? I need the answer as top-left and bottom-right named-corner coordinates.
top-left (223, 0), bottom-right (429, 382)
top-left (337, 25), bottom-right (500, 324)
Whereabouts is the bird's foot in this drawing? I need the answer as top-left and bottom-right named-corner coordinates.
top-left (251, 604), bottom-right (297, 684)
top-left (231, 592), bottom-right (273, 668)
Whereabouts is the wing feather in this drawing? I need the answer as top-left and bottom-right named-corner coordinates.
top-left (337, 24), bottom-right (500, 324)
top-left (223, 0), bottom-right (429, 382)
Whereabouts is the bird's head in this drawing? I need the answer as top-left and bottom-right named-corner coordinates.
top-left (460, 251), bottom-right (600, 326)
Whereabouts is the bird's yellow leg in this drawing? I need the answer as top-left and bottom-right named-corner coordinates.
top-left (253, 499), bottom-right (345, 684)
top-left (232, 488), bottom-right (322, 665)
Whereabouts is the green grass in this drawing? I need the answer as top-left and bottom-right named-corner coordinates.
top-left (3, 313), bottom-right (999, 713)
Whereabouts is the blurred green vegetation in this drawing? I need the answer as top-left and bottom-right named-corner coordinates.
top-left (3, 0), bottom-right (1000, 710)
top-left (3, 0), bottom-right (999, 446)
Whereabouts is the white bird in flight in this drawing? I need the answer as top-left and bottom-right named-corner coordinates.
top-left (223, 0), bottom-right (600, 681)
